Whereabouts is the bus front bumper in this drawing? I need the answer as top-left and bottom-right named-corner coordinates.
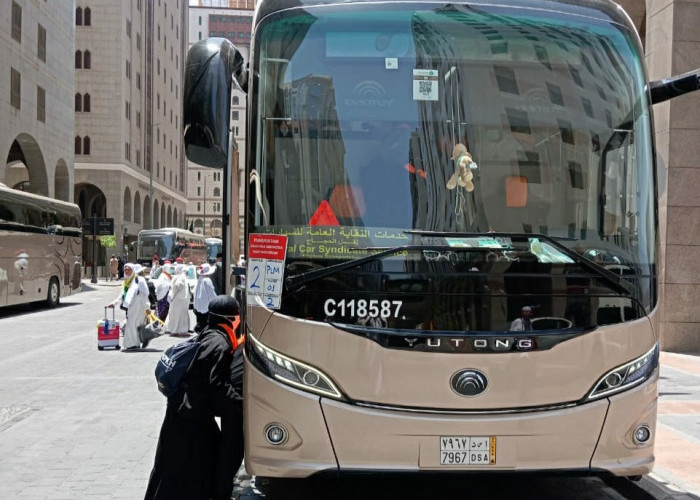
top-left (244, 363), bottom-right (657, 479)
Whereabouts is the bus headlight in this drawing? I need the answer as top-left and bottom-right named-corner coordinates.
top-left (585, 344), bottom-right (659, 401)
top-left (248, 334), bottom-right (344, 400)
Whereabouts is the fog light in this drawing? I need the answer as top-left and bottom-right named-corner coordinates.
top-left (633, 424), bottom-right (651, 445)
top-left (265, 424), bottom-right (288, 445)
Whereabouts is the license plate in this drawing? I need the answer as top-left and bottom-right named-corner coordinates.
top-left (439, 436), bottom-right (497, 465)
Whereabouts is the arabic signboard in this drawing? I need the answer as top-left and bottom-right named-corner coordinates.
top-left (247, 234), bottom-right (288, 309)
top-left (258, 226), bottom-right (409, 260)
top-left (81, 217), bottom-right (114, 236)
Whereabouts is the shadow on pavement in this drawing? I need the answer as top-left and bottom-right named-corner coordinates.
top-left (0, 300), bottom-right (80, 320)
top-left (626, 474), bottom-right (700, 500)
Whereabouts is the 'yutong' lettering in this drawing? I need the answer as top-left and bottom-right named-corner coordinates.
top-left (404, 337), bottom-right (536, 352)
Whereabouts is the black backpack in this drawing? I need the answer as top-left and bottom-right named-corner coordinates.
top-left (154, 337), bottom-right (200, 397)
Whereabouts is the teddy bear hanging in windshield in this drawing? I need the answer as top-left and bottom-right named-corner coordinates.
top-left (446, 143), bottom-right (478, 218)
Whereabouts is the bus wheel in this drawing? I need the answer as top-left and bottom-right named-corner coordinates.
top-left (46, 277), bottom-right (60, 308)
top-left (254, 477), bottom-right (308, 499)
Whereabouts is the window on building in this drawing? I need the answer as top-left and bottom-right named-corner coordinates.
top-left (232, 96), bottom-right (239, 105)
top-left (198, 32), bottom-right (202, 40)
top-left (136, 149), bottom-right (141, 167)
top-left (126, 19), bottom-right (131, 37)
top-left (198, 16), bottom-right (202, 25)
top-left (38, 24), bottom-right (46, 62)
top-left (84, 93), bottom-right (90, 112)
top-left (126, 59), bottom-right (131, 78)
top-left (137, 33), bottom-right (141, 50)
top-left (37, 86), bottom-right (45, 122)
top-left (136, 111), bottom-right (141, 128)
top-left (84, 7), bottom-right (91, 26)
top-left (83, 50), bottom-right (91, 69)
top-left (213, 187), bottom-right (220, 197)
top-left (75, 136), bottom-right (81, 155)
top-left (136, 72), bottom-right (141, 90)
top-left (197, 187), bottom-right (201, 196)
top-left (12, 2), bottom-right (22, 43)
top-left (197, 202), bottom-right (201, 211)
top-left (232, 111), bottom-right (239, 121)
top-left (75, 50), bottom-right (82, 68)
top-left (197, 172), bottom-right (201, 181)
top-left (76, 7), bottom-right (83, 26)
top-left (75, 93), bottom-right (82, 112)
top-left (11, 68), bottom-right (20, 109)
top-left (83, 136), bottom-right (90, 155)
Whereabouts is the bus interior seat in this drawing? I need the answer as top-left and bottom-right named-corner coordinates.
top-left (597, 306), bottom-right (622, 325)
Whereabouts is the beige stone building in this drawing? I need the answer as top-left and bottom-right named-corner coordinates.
top-left (73, 0), bottom-right (189, 265)
top-left (620, 0), bottom-right (700, 352)
top-left (186, 0), bottom-right (253, 255)
top-left (0, 1), bottom-right (74, 201)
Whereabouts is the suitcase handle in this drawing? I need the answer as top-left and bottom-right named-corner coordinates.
top-left (104, 306), bottom-right (115, 321)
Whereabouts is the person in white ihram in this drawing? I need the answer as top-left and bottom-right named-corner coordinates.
top-left (193, 263), bottom-right (217, 334)
top-left (108, 263), bottom-right (150, 350)
top-left (510, 306), bottom-right (533, 331)
top-left (164, 264), bottom-right (190, 337)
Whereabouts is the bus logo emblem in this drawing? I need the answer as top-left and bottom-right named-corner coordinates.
top-left (450, 369), bottom-right (488, 397)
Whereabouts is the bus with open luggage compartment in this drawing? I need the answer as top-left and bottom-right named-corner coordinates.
top-left (182, 0), bottom-right (700, 492)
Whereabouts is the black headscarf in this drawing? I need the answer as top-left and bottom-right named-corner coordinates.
top-left (207, 295), bottom-right (240, 328)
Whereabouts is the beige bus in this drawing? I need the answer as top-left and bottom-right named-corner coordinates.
top-left (182, 0), bottom-right (700, 494)
top-left (0, 183), bottom-right (82, 308)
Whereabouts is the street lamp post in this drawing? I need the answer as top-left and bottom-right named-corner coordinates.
top-left (150, 123), bottom-right (160, 229)
top-left (203, 172), bottom-right (207, 237)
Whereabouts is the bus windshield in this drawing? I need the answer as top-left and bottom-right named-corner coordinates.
top-left (137, 233), bottom-right (176, 262)
top-left (253, 5), bottom-right (655, 315)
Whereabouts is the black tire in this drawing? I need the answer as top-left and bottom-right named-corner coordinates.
top-left (255, 478), bottom-right (308, 499)
top-left (115, 345), bottom-right (121, 350)
top-left (46, 277), bottom-right (60, 308)
top-left (98, 346), bottom-right (104, 351)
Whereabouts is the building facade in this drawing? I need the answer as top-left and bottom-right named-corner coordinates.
top-left (0, 1), bottom-right (74, 201)
top-left (74, 0), bottom-right (189, 265)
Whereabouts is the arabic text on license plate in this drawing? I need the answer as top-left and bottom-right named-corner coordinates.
top-left (439, 436), bottom-right (497, 465)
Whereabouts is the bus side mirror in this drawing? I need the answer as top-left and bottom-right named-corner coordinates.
top-left (649, 68), bottom-right (700, 104)
top-left (183, 38), bottom-right (247, 169)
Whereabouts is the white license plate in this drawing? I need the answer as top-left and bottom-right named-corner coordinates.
top-left (439, 436), bottom-right (497, 465)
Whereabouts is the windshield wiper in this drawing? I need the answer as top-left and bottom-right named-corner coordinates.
top-left (405, 230), bottom-right (633, 295)
top-left (284, 244), bottom-right (478, 293)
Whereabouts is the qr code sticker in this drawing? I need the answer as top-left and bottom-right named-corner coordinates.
top-left (419, 81), bottom-right (433, 96)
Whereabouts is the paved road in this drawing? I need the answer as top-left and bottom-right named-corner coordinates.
top-left (0, 281), bottom-right (697, 499)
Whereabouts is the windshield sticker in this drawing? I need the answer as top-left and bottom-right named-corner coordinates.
top-left (257, 226), bottom-right (410, 260)
top-left (247, 234), bottom-right (288, 309)
top-left (324, 298), bottom-right (403, 321)
top-left (444, 237), bottom-right (504, 248)
top-left (413, 69), bottom-right (439, 101)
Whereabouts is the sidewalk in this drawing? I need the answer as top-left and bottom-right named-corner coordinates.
top-left (634, 351), bottom-right (700, 499)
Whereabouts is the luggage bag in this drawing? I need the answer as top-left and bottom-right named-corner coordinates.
top-left (98, 307), bottom-right (121, 350)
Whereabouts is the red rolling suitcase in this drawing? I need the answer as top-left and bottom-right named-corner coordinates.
top-left (97, 307), bottom-right (121, 350)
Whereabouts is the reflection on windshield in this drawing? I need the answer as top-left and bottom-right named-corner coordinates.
top-left (254, 5), bottom-right (656, 315)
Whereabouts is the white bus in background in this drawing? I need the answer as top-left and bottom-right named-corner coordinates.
top-left (135, 228), bottom-right (208, 267)
top-left (205, 237), bottom-right (223, 264)
top-left (0, 183), bottom-right (82, 308)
